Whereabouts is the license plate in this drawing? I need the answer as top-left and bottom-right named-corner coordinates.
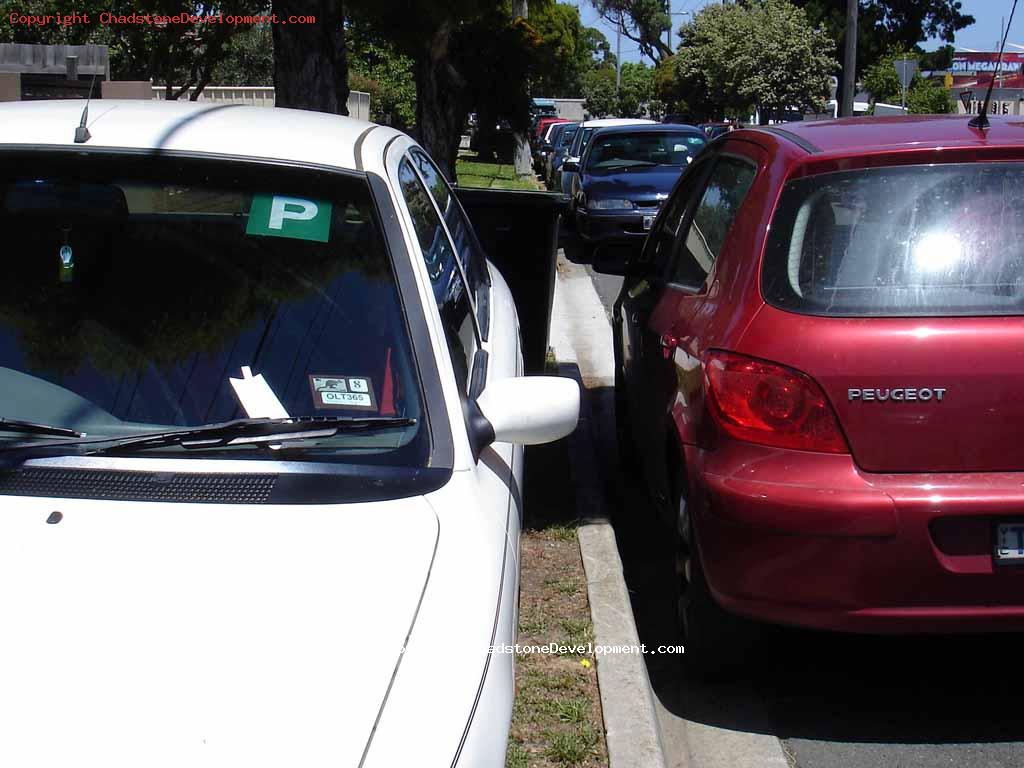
top-left (643, 214), bottom-right (654, 231)
top-left (995, 522), bottom-right (1024, 563)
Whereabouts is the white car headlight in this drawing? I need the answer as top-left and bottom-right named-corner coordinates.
top-left (588, 198), bottom-right (635, 210)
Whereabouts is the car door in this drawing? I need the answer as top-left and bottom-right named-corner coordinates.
top-left (617, 146), bottom-right (759, 517)
top-left (394, 143), bottom-right (523, 617)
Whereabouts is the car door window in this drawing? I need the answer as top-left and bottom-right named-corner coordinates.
top-left (408, 148), bottom-right (490, 331)
top-left (671, 156), bottom-right (757, 289)
top-left (641, 155), bottom-right (715, 273)
top-left (398, 157), bottom-right (477, 393)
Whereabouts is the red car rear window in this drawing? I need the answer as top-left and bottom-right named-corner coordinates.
top-left (762, 163), bottom-right (1024, 316)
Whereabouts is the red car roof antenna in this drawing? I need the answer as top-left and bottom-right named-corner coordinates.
top-left (970, 0), bottom-right (1019, 130)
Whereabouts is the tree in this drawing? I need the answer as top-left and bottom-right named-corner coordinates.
top-left (0, 0), bottom-right (262, 97)
top-left (661, 0), bottom-right (836, 123)
top-left (212, 23), bottom-right (274, 86)
top-left (347, 0), bottom-right (490, 177)
top-left (906, 77), bottom-right (952, 114)
top-left (791, 0), bottom-right (973, 106)
top-left (348, 21), bottom-right (416, 128)
top-left (590, 0), bottom-right (671, 63)
top-left (582, 61), bottom-right (658, 118)
top-left (272, 0), bottom-right (350, 113)
top-left (863, 47), bottom-right (953, 113)
top-left (581, 67), bottom-right (618, 117)
top-left (529, 2), bottom-right (613, 97)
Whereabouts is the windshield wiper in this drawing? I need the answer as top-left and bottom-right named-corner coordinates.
top-left (89, 416), bottom-right (417, 454)
top-left (601, 161), bottom-right (658, 170)
top-left (0, 416), bottom-right (415, 461)
top-left (0, 418), bottom-right (83, 438)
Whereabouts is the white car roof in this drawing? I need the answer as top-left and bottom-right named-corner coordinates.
top-left (0, 99), bottom-right (403, 172)
top-left (579, 117), bottom-right (657, 128)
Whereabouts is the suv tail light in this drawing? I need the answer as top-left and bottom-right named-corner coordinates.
top-left (703, 351), bottom-right (848, 454)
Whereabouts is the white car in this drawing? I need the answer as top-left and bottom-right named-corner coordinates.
top-left (0, 100), bottom-right (579, 767)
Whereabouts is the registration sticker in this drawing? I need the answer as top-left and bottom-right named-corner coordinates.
top-left (309, 375), bottom-right (377, 410)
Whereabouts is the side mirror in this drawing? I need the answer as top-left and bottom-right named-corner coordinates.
top-left (562, 159), bottom-right (580, 173)
top-left (592, 242), bottom-right (646, 276)
top-left (474, 376), bottom-right (579, 447)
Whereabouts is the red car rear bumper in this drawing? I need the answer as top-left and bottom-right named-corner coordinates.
top-left (685, 442), bottom-right (1024, 633)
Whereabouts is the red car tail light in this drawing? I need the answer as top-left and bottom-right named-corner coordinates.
top-left (703, 351), bottom-right (848, 454)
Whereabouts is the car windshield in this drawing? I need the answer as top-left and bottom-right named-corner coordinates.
top-left (762, 163), bottom-right (1024, 317)
top-left (0, 153), bottom-right (427, 463)
top-left (556, 126), bottom-right (579, 148)
top-left (586, 132), bottom-right (707, 169)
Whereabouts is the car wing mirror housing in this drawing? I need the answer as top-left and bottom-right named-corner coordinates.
top-left (562, 159), bottom-right (580, 173)
top-left (470, 376), bottom-right (580, 455)
top-left (592, 242), bottom-right (646, 276)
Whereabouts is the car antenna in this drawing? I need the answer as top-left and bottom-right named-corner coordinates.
top-left (74, 72), bottom-right (99, 144)
top-left (970, 0), bottom-right (1019, 129)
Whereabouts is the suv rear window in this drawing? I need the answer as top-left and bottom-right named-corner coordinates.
top-left (762, 163), bottom-right (1024, 316)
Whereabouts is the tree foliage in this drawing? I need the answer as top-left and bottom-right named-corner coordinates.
top-left (863, 47), bottom-right (952, 113)
top-left (590, 0), bottom-right (671, 63)
top-left (582, 61), bottom-right (658, 118)
top-left (529, 1), bottom-right (613, 97)
top-left (791, 0), bottom-right (973, 78)
top-left (347, 21), bottom-right (416, 128)
top-left (660, 0), bottom-right (836, 123)
top-left (212, 23), bottom-right (274, 86)
top-left (0, 0), bottom-right (265, 96)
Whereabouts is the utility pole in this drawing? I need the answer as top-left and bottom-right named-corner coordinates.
top-left (840, 0), bottom-right (858, 117)
top-left (616, 10), bottom-right (622, 95)
top-left (665, 0), bottom-right (672, 52)
top-left (900, 56), bottom-right (907, 111)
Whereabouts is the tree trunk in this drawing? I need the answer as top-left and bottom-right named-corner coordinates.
top-left (272, 0), bottom-right (350, 114)
top-left (513, 133), bottom-right (533, 179)
top-left (511, 0), bottom-right (533, 179)
top-left (414, 21), bottom-right (465, 180)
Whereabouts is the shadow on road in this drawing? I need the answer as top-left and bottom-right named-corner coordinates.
top-left (584, 382), bottom-right (1024, 755)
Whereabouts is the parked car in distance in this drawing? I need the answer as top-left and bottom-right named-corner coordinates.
top-left (535, 116), bottom-right (569, 145)
top-left (544, 123), bottom-right (577, 190)
top-left (603, 115), bottom-right (1024, 675)
top-left (557, 117), bottom-right (657, 204)
top-left (698, 121), bottom-right (734, 140)
top-left (534, 119), bottom-right (572, 175)
top-left (572, 124), bottom-right (707, 260)
top-left (0, 99), bottom-right (580, 767)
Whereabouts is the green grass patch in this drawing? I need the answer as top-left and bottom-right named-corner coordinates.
top-left (456, 157), bottom-right (539, 190)
top-left (491, 178), bottom-right (539, 190)
top-left (553, 697), bottom-right (591, 725)
top-left (558, 618), bottom-right (592, 650)
top-left (543, 725), bottom-right (599, 766)
top-left (543, 524), bottom-right (578, 543)
top-left (518, 614), bottom-right (549, 636)
top-left (505, 740), bottom-right (529, 768)
top-left (543, 577), bottom-right (581, 596)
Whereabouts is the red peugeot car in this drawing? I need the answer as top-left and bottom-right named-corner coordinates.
top-left (606, 116), bottom-right (1024, 670)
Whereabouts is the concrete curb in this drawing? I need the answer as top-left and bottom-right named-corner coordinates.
top-left (550, 254), bottom-right (668, 768)
top-left (550, 254), bottom-right (792, 768)
top-left (570, 364), bottom-right (668, 768)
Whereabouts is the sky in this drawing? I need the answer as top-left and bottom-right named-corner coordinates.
top-left (573, 0), bottom-right (1018, 65)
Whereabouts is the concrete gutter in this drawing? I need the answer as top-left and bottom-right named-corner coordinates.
top-left (550, 255), bottom-right (668, 768)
